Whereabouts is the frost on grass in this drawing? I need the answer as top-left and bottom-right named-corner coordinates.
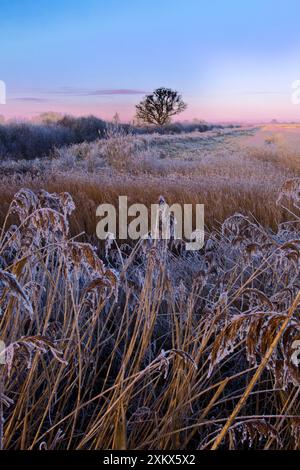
top-left (0, 183), bottom-right (300, 450)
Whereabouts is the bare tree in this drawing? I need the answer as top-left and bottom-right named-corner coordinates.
top-left (136, 88), bottom-right (187, 126)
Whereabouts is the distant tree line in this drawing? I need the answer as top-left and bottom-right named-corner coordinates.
top-left (0, 115), bottom-right (233, 161)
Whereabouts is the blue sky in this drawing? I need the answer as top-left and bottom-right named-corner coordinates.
top-left (1, 0), bottom-right (300, 121)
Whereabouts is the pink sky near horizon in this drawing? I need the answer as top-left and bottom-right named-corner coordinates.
top-left (1, 90), bottom-right (300, 124)
top-left (0, 97), bottom-right (300, 122)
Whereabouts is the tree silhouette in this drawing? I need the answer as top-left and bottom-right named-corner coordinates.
top-left (136, 88), bottom-right (187, 126)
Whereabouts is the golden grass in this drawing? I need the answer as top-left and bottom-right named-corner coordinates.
top-left (1, 126), bottom-right (300, 449)
top-left (0, 171), bottom-right (288, 241)
top-left (0, 125), bottom-right (297, 237)
top-left (0, 180), bottom-right (300, 449)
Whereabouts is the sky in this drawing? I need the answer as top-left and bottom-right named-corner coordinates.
top-left (1, 0), bottom-right (300, 122)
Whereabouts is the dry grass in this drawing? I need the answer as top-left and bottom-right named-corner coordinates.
top-left (0, 125), bottom-right (298, 235)
top-left (0, 179), bottom-right (300, 449)
top-left (0, 171), bottom-right (286, 240)
top-left (1, 125), bottom-right (300, 449)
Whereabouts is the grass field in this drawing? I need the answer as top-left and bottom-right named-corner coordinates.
top-left (1, 123), bottom-right (299, 234)
top-left (1, 123), bottom-right (300, 449)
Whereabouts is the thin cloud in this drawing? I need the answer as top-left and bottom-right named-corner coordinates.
top-left (11, 97), bottom-right (50, 102)
top-left (44, 87), bottom-right (147, 96)
top-left (89, 89), bottom-right (147, 95)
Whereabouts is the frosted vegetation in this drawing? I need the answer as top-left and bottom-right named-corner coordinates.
top-left (1, 122), bottom-right (300, 449)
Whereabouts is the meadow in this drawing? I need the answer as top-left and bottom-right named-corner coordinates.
top-left (1, 122), bottom-right (300, 449)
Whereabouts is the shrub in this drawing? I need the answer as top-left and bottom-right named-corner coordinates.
top-left (0, 122), bottom-right (74, 160)
top-left (0, 115), bottom-right (232, 161)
